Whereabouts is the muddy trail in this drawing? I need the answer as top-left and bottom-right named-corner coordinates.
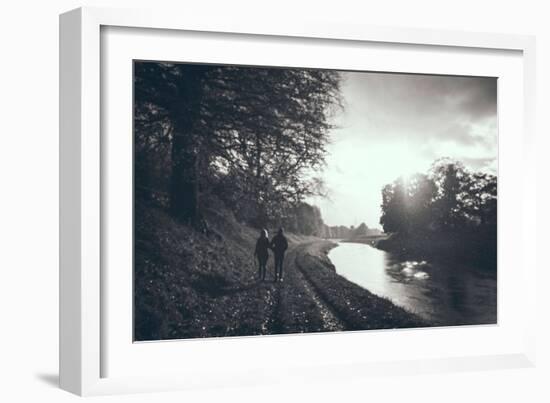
top-left (269, 242), bottom-right (347, 334)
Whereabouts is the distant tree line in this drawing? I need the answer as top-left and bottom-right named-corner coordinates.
top-left (134, 62), bottom-right (342, 231)
top-left (379, 158), bottom-right (497, 268)
top-left (323, 222), bottom-right (383, 239)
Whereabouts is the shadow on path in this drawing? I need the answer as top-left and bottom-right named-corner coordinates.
top-left (217, 278), bottom-right (277, 296)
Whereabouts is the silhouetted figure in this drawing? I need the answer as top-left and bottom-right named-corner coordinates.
top-left (254, 229), bottom-right (270, 281)
top-left (271, 228), bottom-right (288, 282)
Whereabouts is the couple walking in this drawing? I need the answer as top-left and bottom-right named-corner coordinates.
top-left (254, 228), bottom-right (288, 282)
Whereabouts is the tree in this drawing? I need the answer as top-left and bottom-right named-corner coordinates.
top-left (134, 62), bottom-right (212, 224)
top-left (428, 158), bottom-right (469, 231)
top-left (380, 177), bottom-right (411, 234)
top-left (208, 67), bottom-right (341, 227)
top-left (134, 63), bottom-right (342, 228)
top-left (353, 223), bottom-right (370, 237)
top-left (406, 173), bottom-right (438, 232)
top-left (379, 158), bottom-right (497, 268)
top-left (380, 158), bottom-right (497, 236)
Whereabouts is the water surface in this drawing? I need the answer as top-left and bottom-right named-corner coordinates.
top-left (327, 242), bottom-right (496, 326)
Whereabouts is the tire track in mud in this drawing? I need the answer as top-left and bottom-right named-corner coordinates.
top-left (295, 267), bottom-right (345, 332)
top-left (265, 282), bottom-right (283, 334)
top-left (271, 243), bottom-right (347, 334)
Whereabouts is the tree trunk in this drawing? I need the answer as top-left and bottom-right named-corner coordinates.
top-left (170, 127), bottom-right (200, 221)
top-left (254, 133), bottom-right (267, 227)
top-left (169, 66), bottom-right (207, 224)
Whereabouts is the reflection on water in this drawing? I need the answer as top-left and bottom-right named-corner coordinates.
top-left (327, 242), bottom-right (496, 326)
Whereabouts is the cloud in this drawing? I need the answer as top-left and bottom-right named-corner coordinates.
top-left (338, 72), bottom-right (497, 150)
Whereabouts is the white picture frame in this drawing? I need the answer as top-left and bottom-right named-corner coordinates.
top-left (59, 6), bottom-right (537, 396)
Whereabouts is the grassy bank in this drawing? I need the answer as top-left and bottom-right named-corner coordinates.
top-left (294, 242), bottom-right (428, 330)
top-left (135, 200), bottom-right (272, 340)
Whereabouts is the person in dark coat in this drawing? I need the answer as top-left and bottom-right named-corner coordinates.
top-left (270, 227), bottom-right (288, 282)
top-left (254, 229), bottom-right (270, 281)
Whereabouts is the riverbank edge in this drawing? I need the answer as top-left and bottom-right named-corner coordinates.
top-left (372, 234), bottom-right (497, 274)
top-left (294, 240), bottom-right (429, 331)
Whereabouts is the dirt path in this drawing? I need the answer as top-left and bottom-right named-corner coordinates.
top-left (268, 241), bottom-right (347, 334)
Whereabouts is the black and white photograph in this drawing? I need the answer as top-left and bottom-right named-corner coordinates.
top-left (133, 61), bottom-right (497, 341)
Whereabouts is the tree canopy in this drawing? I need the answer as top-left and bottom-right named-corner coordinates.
top-left (134, 62), bottom-right (342, 229)
top-left (380, 158), bottom-right (497, 235)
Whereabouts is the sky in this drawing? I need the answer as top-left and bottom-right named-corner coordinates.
top-left (309, 71), bottom-right (498, 229)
